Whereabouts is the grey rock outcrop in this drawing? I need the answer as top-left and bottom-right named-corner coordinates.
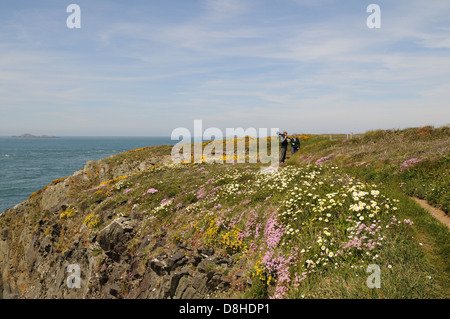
top-left (0, 146), bottom-right (238, 299)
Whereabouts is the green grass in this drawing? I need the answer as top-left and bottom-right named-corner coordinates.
top-left (288, 125), bottom-right (450, 213)
top-left (1, 125), bottom-right (448, 299)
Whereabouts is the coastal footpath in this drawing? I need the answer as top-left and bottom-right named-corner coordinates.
top-left (1, 128), bottom-right (449, 299)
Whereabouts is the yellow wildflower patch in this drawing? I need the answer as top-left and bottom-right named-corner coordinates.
top-left (84, 214), bottom-right (100, 229)
top-left (59, 207), bottom-right (78, 219)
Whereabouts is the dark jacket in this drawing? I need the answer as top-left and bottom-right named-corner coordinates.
top-left (280, 135), bottom-right (288, 148)
top-left (291, 137), bottom-right (300, 150)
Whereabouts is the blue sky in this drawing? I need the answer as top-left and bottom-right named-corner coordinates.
top-left (0, 0), bottom-right (449, 136)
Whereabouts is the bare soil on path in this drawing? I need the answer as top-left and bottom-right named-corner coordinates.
top-left (411, 197), bottom-right (450, 230)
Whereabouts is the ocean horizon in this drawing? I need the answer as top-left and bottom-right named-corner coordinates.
top-left (0, 136), bottom-right (180, 213)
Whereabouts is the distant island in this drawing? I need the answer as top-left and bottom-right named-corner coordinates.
top-left (12, 133), bottom-right (59, 138)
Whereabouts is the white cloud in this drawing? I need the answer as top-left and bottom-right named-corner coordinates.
top-left (1, 0), bottom-right (450, 135)
top-left (201, 0), bottom-right (250, 21)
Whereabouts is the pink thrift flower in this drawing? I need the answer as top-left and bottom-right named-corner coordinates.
top-left (123, 188), bottom-right (134, 194)
top-left (143, 188), bottom-right (158, 195)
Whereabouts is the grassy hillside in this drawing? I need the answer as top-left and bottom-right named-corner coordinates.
top-left (1, 125), bottom-right (448, 299)
top-left (289, 126), bottom-right (450, 213)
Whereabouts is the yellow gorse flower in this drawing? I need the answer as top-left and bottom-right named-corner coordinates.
top-left (59, 207), bottom-right (78, 219)
top-left (84, 214), bottom-right (100, 229)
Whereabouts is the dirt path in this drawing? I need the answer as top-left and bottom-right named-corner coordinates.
top-left (411, 197), bottom-right (450, 230)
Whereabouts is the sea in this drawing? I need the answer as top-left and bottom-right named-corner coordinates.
top-left (0, 136), bottom-right (179, 213)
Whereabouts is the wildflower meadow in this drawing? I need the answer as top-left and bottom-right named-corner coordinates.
top-left (76, 158), bottom-right (443, 299)
top-left (22, 126), bottom-right (448, 299)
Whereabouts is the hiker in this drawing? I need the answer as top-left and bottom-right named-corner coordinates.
top-left (290, 135), bottom-right (300, 155)
top-left (278, 131), bottom-right (290, 163)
